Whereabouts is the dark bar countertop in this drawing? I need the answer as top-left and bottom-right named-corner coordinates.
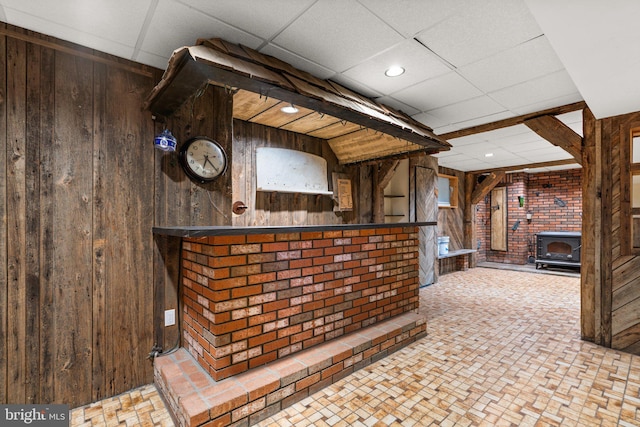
top-left (153, 222), bottom-right (437, 238)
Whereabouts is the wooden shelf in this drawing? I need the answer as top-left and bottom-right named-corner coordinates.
top-left (384, 194), bottom-right (405, 198)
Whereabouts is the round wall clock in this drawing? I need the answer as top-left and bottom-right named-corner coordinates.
top-left (179, 137), bottom-right (228, 183)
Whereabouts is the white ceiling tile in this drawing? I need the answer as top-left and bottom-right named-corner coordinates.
top-left (439, 157), bottom-right (495, 171)
top-left (329, 75), bottom-right (382, 99)
top-left (473, 124), bottom-right (537, 143)
top-left (557, 111), bottom-right (584, 137)
top-left (180, 0), bottom-right (316, 39)
top-left (489, 70), bottom-right (579, 111)
top-left (526, 0), bottom-right (640, 119)
top-left (436, 111), bottom-right (517, 136)
top-left (416, 0), bottom-right (542, 67)
top-left (496, 136), bottom-right (551, 151)
top-left (412, 111), bottom-right (450, 130)
top-left (341, 39), bottom-right (451, 96)
top-left (0, 0), bottom-right (152, 47)
top-left (427, 96), bottom-right (508, 127)
top-left (510, 92), bottom-right (584, 116)
top-left (392, 72), bottom-right (482, 112)
top-left (2, 8), bottom-right (137, 60)
top-left (140, 0), bottom-right (263, 59)
top-left (0, 0), bottom-right (604, 173)
top-left (260, 44), bottom-right (337, 80)
top-left (134, 50), bottom-right (171, 70)
top-left (359, 0), bottom-right (466, 37)
top-left (433, 150), bottom-right (463, 159)
top-left (557, 110), bottom-right (583, 125)
top-left (451, 142), bottom-right (500, 156)
top-left (376, 96), bottom-right (420, 116)
top-left (458, 36), bottom-right (564, 93)
top-left (272, 0), bottom-right (403, 72)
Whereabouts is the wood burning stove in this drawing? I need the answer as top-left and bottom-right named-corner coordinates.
top-left (535, 231), bottom-right (581, 270)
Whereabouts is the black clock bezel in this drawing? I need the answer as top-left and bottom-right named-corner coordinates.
top-left (178, 136), bottom-right (228, 183)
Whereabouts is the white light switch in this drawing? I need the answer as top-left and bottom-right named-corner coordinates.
top-left (164, 309), bottom-right (176, 327)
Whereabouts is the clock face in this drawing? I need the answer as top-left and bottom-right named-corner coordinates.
top-left (179, 137), bottom-right (227, 183)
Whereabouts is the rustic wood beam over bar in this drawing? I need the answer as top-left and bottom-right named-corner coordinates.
top-left (145, 38), bottom-right (449, 153)
top-left (524, 115), bottom-right (583, 164)
top-left (438, 101), bottom-right (587, 141)
top-left (469, 158), bottom-right (579, 175)
top-left (471, 171), bottom-right (505, 205)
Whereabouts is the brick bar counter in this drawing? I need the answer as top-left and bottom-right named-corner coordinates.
top-left (152, 222), bottom-right (433, 426)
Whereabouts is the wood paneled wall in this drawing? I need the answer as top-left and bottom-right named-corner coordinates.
top-left (0, 24), bottom-right (158, 406)
top-left (582, 107), bottom-right (640, 355)
top-left (0, 24), bottom-right (374, 407)
top-left (231, 120), bottom-right (357, 227)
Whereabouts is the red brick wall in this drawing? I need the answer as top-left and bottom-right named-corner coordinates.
top-left (477, 169), bottom-right (581, 264)
top-left (179, 226), bottom-right (420, 380)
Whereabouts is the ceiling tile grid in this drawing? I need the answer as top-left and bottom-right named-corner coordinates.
top-left (4, 0), bottom-right (633, 173)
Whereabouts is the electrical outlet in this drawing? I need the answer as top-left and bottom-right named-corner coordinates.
top-left (164, 309), bottom-right (176, 327)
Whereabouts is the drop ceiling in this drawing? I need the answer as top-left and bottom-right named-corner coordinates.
top-left (1, 0), bottom-right (638, 172)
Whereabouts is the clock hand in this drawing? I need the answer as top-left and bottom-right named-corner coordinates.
top-left (204, 155), bottom-right (220, 172)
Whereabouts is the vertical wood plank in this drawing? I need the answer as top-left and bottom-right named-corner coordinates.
top-left (6, 35), bottom-right (27, 404)
top-left (101, 66), bottom-right (155, 396)
top-left (600, 118), bottom-right (613, 347)
top-left (52, 50), bottom-right (93, 403)
top-left (211, 85), bottom-right (234, 226)
top-left (231, 118), bottom-right (249, 227)
top-left (91, 61), bottom-right (107, 400)
top-left (581, 107), bottom-right (595, 341)
top-left (38, 45), bottom-right (56, 403)
top-left (24, 41), bottom-right (42, 404)
top-left (0, 24), bottom-right (9, 404)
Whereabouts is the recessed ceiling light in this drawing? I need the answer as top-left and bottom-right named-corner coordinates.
top-left (281, 104), bottom-right (299, 114)
top-left (485, 153), bottom-right (494, 157)
top-left (384, 66), bottom-right (405, 77)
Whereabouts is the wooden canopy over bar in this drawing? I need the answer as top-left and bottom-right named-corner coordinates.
top-left (145, 38), bottom-right (450, 164)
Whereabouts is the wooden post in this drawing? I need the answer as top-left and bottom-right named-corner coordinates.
top-left (464, 173), bottom-right (477, 267)
top-left (581, 108), bottom-right (597, 342)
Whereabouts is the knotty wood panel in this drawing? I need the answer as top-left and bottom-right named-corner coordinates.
top-left (53, 50), bottom-right (95, 403)
top-left (6, 34), bottom-right (28, 404)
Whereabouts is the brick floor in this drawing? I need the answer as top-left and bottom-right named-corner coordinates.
top-left (71, 267), bottom-right (640, 426)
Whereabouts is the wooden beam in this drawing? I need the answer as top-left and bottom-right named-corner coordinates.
top-left (372, 160), bottom-right (400, 223)
top-left (468, 158), bottom-right (578, 175)
top-left (438, 101), bottom-right (587, 141)
top-left (471, 171), bottom-right (505, 205)
top-left (377, 160), bottom-right (400, 190)
top-left (524, 115), bottom-right (582, 164)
